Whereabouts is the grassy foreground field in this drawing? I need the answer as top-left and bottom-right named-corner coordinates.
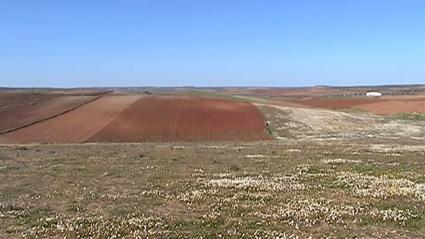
top-left (1, 141), bottom-right (425, 238)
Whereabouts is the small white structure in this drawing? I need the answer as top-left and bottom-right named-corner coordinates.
top-left (366, 92), bottom-right (382, 97)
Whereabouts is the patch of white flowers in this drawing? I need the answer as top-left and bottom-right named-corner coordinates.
top-left (335, 172), bottom-right (425, 200)
top-left (200, 174), bottom-right (306, 192)
top-left (201, 145), bottom-right (228, 149)
top-left (369, 207), bottom-right (419, 226)
top-left (258, 198), bottom-right (368, 228)
top-left (255, 198), bottom-right (419, 228)
top-left (0, 203), bottom-right (26, 218)
top-left (244, 154), bottom-right (268, 159)
top-left (285, 149), bottom-right (302, 153)
top-left (321, 158), bottom-right (360, 164)
top-left (177, 189), bottom-right (218, 203)
top-left (252, 229), bottom-right (302, 239)
top-left (24, 213), bottom-right (170, 238)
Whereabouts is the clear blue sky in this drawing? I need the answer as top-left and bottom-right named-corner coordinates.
top-left (1, 0), bottom-right (424, 87)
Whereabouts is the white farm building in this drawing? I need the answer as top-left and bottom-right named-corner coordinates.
top-left (366, 92), bottom-right (383, 97)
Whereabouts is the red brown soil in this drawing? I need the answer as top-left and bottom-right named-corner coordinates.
top-left (355, 98), bottom-right (425, 115)
top-left (0, 95), bottom-right (141, 144)
top-left (228, 87), bottom-right (341, 98)
top-left (288, 96), bottom-right (425, 115)
top-left (88, 96), bottom-right (270, 142)
top-left (0, 92), bottom-right (56, 113)
top-left (0, 95), bottom-right (98, 132)
top-left (294, 98), bottom-right (379, 109)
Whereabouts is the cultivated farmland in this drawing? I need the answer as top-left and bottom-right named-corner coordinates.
top-left (293, 98), bottom-right (378, 109)
top-left (0, 95), bottom-right (98, 133)
top-left (0, 92), bottom-right (56, 113)
top-left (0, 94), bottom-right (270, 143)
top-left (356, 97), bottom-right (425, 115)
top-left (88, 96), bottom-right (270, 142)
top-left (0, 95), bottom-right (141, 143)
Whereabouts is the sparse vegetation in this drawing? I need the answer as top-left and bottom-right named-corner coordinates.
top-left (1, 142), bottom-right (425, 238)
top-left (392, 112), bottom-right (425, 121)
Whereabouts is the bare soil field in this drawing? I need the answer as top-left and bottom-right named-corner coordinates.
top-left (0, 92), bottom-right (56, 113)
top-left (290, 97), bottom-right (425, 115)
top-left (294, 98), bottom-right (378, 109)
top-left (0, 95), bottom-right (141, 144)
top-left (88, 96), bottom-right (270, 142)
top-left (356, 98), bottom-right (425, 115)
top-left (0, 95), bottom-right (98, 133)
top-left (222, 86), bottom-right (425, 115)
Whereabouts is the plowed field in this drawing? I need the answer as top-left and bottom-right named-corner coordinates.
top-left (291, 97), bottom-right (425, 115)
top-left (294, 98), bottom-right (378, 109)
top-left (355, 98), bottom-right (425, 115)
top-left (0, 92), bottom-right (56, 113)
top-left (0, 95), bottom-right (98, 133)
top-left (0, 95), bottom-right (141, 143)
top-left (88, 96), bottom-right (270, 142)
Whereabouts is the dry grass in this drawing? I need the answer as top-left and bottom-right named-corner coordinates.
top-left (1, 141), bottom-right (425, 238)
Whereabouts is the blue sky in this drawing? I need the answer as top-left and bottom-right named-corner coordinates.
top-left (1, 0), bottom-right (424, 87)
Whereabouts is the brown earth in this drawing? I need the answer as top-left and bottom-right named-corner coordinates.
top-left (0, 92), bottom-right (57, 113)
top-left (0, 95), bottom-right (98, 132)
top-left (287, 97), bottom-right (425, 115)
top-left (227, 87), bottom-right (339, 98)
top-left (356, 98), bottom-right (425, 115)
top-left (88, 96), bottom-right (270, 142)
top-left (0, 95), bottom-right (141, 143)
top-left (294, 98), bottom-right (378, 109)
